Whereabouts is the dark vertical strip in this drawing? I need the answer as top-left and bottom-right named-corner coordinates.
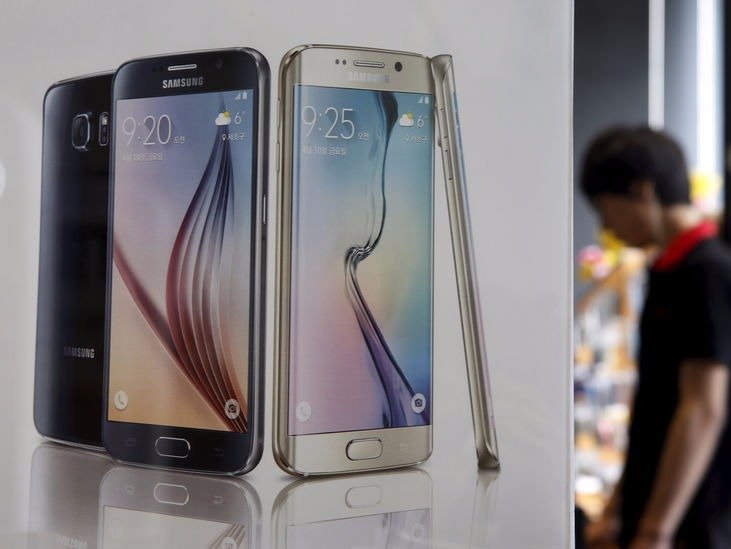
top-left (573, 0), bottom-right (649, 302)
top-left (723, 0), bottom-right (731, 242)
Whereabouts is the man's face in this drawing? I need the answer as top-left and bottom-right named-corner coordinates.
top-left (593, 190), bottom-right (658, 248)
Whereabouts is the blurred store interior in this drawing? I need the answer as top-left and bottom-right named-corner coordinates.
top-left (573, 0), bottom-right (725, 517)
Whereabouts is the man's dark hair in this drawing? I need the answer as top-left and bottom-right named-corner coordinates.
top-left (580, 126), bottom-right (691, 205)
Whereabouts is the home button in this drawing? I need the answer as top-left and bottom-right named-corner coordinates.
top-left (346, 438), bottom-right (383, 461)
top-left (155, 437), bottom-right (190, 458)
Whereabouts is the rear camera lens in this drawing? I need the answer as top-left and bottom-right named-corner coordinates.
top-left (216, 59), bottom-right (223, 69)
top-left (394, 61), bottom-right (403, 72)
top-left (71, 114), bottom-right (91, 151)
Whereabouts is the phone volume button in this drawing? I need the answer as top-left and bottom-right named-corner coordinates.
top-left (444, 147), bottom-right (454, 181)
top-left (437, 110), bottom-right (448, 135)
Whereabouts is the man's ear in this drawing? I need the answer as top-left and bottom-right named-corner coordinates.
top-left (629, 179), bottom-right (656, 203)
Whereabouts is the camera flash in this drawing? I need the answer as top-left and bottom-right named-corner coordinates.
top-left (98, 112), bottom-right (110, 146)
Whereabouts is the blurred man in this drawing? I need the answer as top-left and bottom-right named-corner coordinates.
top-left (580, 127), bottom-right (731, 549)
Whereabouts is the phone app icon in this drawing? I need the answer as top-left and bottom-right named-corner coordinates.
top-left (399, 112), bottom-right (415, 127)
top-left (215, 111), bottom-right (232, 126)
top-left (114, 390), bottom-right (128, 411)
top-left (295, 401), bottom-right (312, 422)
top-left (224, 398), bottom-right (240, 420)
top-left (410, 393), bottom-right (426, 414)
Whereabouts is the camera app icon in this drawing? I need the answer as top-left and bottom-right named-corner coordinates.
top-left (220, 536), bottom-right (237, 549)
top-left (224, 398), bottom-right (240, 420)
top-left (410, 393), bottom-right (426, 414)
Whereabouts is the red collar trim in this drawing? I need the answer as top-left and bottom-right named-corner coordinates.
top-left (652, 220), bottom-right (717, 271)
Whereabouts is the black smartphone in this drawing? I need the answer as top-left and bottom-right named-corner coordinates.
top-left (98, 465), bottom-right (261, 547)
top-left (34, 72), bottom-right (112, 448)
top-left (103, 49), bottom-right (269, 474)
top-left (28, 443), bottom-right (114, 549)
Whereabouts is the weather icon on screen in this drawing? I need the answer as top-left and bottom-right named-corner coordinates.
top-left (215, 111), bottom-right (232, 126)
top-left (399, 112), bottom-right (415, 127)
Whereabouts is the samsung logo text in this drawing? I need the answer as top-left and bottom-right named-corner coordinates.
top-left (55, 534), bottom-right (87, 549)
top-left (347, 71), bottom-right (389, 84)
top-left (162, 77), bottom-right (204, 89)
top-left (63, 346), bottom-right (95, 359)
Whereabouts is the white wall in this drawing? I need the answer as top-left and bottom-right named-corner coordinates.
top-left (0, 1), bottom-right (573, 546)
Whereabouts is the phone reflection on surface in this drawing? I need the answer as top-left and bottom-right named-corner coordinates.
top-left (98, 464), bottom-right (260, 549)
top-left (469, 471), bottom-right (499, 548)
top-left (28, 442), bottom-right (114, 549)
top-left (272, 469), bottom-right (432, 549)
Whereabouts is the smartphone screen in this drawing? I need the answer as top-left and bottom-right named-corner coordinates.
top-left (109, 89), bottom-right (255, 433)
top-left (289, 85), bottom-right (433, 435)
top-left (286, 508), bottom-right (431, 548)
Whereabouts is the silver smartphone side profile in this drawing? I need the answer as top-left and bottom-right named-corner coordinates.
top-left (431, 55), bottom-right (499, 469)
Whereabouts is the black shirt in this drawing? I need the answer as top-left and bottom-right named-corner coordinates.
top-left (620, 237), bottom-right (731, 548)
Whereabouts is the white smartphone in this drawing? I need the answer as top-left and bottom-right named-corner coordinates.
top-left (274, 45), bottom-right (435, 475)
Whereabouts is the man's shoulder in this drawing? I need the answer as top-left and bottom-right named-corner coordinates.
top-left (683, 238), bottom-right (731, 282)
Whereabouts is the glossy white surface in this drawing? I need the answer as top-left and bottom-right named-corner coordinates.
top-left (0, 1), bottom-right (573, 547)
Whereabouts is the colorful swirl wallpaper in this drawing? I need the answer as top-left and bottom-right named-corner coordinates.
top-left (289, 85), bottom-right (433, 435)
top-left (109, 90), bottom-right (254, 432)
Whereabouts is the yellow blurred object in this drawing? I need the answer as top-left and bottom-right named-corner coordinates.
top-left (577, 230), bottom-right (626, 282)
top-left (690, 170), bottom-right (722, 216)
top-left (575, 343), bottom-right (594, 366)
top-left (598, 229), bottom-right (625, 253)
top-left (578, 262), bottom-right (596, 282)
top-left (690, 170), bottom-right (721, 201)
top-left (576, 431), bottom-right (597, 451)
top-left (577, 493), bottom-right (606, 520)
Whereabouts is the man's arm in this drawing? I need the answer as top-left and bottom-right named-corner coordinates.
top-left (632, 360), bottom-right (728, 544)
top-left (585, 472), bottom-right (623, 548)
